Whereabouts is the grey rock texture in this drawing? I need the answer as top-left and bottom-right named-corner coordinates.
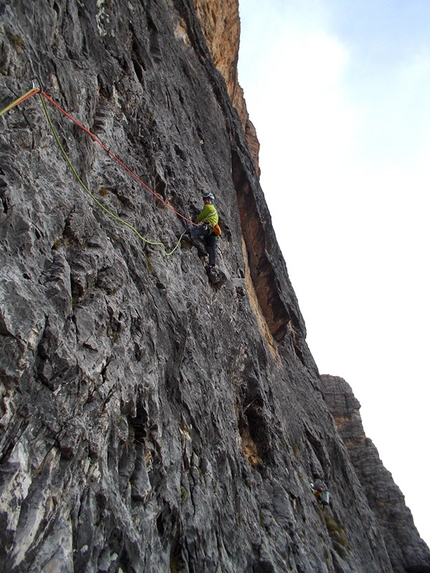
top-left (321, 375), bottom-right (430, 573)
top-left (0, 1), bottom-right (428, 572)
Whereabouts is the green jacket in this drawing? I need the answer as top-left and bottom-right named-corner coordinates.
top-left (195, 204), bottom-right (218, 226)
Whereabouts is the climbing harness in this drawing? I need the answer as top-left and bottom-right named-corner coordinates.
top-left (1, 87), bottom-right (195, 255)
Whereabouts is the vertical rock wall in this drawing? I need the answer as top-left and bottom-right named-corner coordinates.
top-left (192, 0), bottom-right (261, 174)
top-left (0, 1), bottom-right (428, 572)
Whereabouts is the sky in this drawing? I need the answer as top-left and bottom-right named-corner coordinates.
top-left (238, 0), bottom-right (430, 547)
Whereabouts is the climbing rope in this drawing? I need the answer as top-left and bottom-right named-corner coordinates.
top-left (0, 87), bottom-right (40, 115)
top-left (1, 87), bottom-right (195, 255)
top-left (37, 93), bottom-right (186, 255)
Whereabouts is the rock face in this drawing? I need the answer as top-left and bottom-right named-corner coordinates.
top-left (0, 1), bottom-right (428, 572)
top-left (192, 0), bottom-right (260, 174)
top-left (320, 375), bottom-right (430, 573)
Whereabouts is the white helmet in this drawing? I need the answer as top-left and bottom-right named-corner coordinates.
top-left (203, 191), bottom-right (215, 203)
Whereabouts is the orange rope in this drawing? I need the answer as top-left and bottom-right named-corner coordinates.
top-left (2, 87), bottom-right (195, 226)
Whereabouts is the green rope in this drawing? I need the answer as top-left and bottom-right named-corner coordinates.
top-left (0, 87), bottom-right (38, 116)
top-left (38, 93), bottom-right (185, 256)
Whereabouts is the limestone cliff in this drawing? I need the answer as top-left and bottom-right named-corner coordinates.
top-left (0, 1), bottom-right (429, 572)
top-left (192, 0), bottom-right (260, 175)
top-left (321, 375), bottom-right (430, 573)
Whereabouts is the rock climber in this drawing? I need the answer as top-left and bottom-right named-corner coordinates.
top-left (310, 483), bottom-right (330, 507)
top-left (189, 191), bottom-right (219, 272)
